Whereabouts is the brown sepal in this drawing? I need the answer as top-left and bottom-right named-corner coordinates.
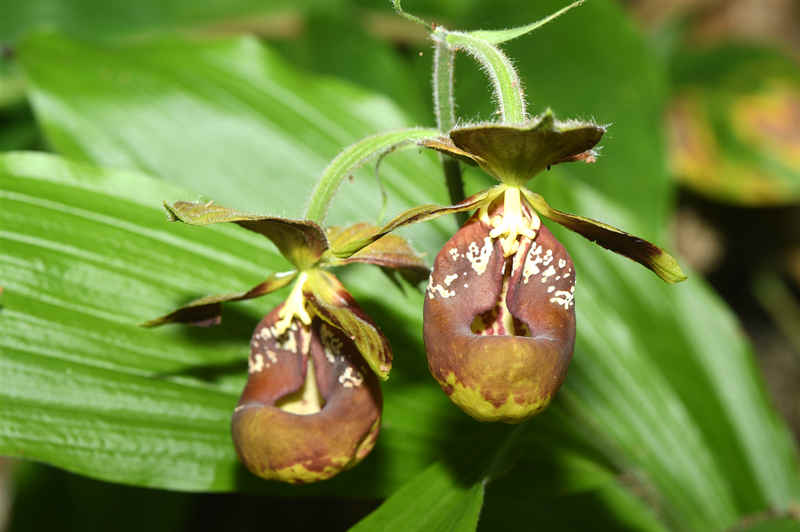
top-left (164, 201), bottom-right (328, 270)
top-left (448, 111), bottom-right (605, 183)
top-left (141, 271), bottom-right (297, 327)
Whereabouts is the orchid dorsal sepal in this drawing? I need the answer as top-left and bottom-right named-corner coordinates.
top-left (450, 111), bottom-right (605, 185)
top-left (140, 270), bottom-right (297, 327)
top-left (164, 201), bottom-right (328, 270)
top-left (329, 188), bottom-right (500, 259)
top-left (521, 189), bottom-right (688, 284)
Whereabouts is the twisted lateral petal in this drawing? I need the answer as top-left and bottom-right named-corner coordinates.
top-left (423, 205), bottom-right (575, 423)
top-left (303, 270), bottom-right (393, 380)
top-left (164, 201), bottom-right (328, 269)
top-left (327, 223), bottom-right (429, 283)
top-left (140, 271), bottom-right (297, 327)
top-left (232, 306), bottom-right (381, 484)
top-left (331, 188), bottom-right (498, 258)
top-left (523, 189), bottom-right (687, 283)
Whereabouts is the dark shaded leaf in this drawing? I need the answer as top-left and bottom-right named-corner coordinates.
top-left (350, 461), bottom-right (484, 532)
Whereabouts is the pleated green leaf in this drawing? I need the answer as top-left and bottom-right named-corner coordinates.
top-left (350, 462), bottom-right (485, 532)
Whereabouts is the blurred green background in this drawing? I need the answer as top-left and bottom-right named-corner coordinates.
top-left (1, 0), bottom-right (799, 530)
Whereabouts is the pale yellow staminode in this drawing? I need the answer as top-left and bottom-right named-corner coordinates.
top-left (276, 354), bottom-right (325, 415)
top-left (488, 186), bottom-right (540, 256)
top-left (274, 271), bottom-right (312, 336)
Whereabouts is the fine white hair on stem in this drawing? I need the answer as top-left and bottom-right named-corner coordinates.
top-left (432, 39), bottom-right (457, 132)
top-left (441, 30), bottom-right (527, 124)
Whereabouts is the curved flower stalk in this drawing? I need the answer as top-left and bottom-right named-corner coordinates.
top-left (143, 202), bottom-right (428, 482)
top-left (342, 110), bottom-right (687, 423)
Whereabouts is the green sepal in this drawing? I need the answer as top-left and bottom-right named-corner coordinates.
top-left (164, 201), bottom-right (328, 270)
top-left (523, 189), bottom-right (687, 283)
top-left (303, 269), bottom-right (393, 380)
top-left (140, 270), bottom-right (297, 327)
top-left (448, 110), bottom-right (605, 185)
top-left (327, 223), bottom-right (429, 283)
top-left (331, 188), bottom-right (498, 258)
top-left (468, 1), bottom-right (584, 45)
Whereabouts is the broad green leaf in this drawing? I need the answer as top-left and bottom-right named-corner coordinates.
top-left (0, 0), bottom-right (324, 43)
top-left (741, 518), bottom-right (800, 532)
top-left (350, 462), bottom-right (484, 532)
top-left (18, 33), bottom-right (456, 257)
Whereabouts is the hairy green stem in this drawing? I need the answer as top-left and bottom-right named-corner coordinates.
top-left (433, 37), bottom-right (466, 223)
top-left (439, 29), bottom-right (527, 124)
top-left (433, 39), bottom-right (456, 132)
top-left (304, 128), bottom-right (439, 223)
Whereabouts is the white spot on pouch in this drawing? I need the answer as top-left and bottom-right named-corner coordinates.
top-left (339, 366), bottom-right (363, 388)
top-left (550, 289), bottom-right (575, 309)
top-left (540, 265), bottom-right (556, 283)
top-left (249, 353), bottom-right (265, 374)
top-left (466, 237), bottom-right (493, 275)
top-left (428, 283), bottom-right (455, 299)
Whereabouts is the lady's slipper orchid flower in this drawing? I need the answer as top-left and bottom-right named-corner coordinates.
top-left (144, 202), bottom-right (427, 482)
top-left (343, 110), bottom-right (687, 423)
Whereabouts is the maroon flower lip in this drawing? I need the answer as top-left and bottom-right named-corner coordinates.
top-left (424, 199), bottom-right (575, 423)
top-left (232, 304), bottom-right (382, 484)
